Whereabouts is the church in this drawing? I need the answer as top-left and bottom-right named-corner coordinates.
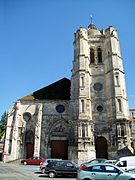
top-left (3, 22), bottom-right (133, 164)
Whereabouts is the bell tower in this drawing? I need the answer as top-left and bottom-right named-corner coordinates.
top-left (70, 22), bottom-right (133, 163)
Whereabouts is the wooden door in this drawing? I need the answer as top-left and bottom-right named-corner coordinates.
top-left (26, 143), bottom-right (34, 158)
top-left (51, 140), bottom-right (68, 160)
top-left (95, 136), bottom-right (108, 159)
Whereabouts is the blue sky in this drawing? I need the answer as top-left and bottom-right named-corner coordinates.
top-left (0, 0), bottom-right (135, 118)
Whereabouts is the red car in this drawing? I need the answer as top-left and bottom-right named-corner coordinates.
top-left (21, 156), bottom-right (45, 165)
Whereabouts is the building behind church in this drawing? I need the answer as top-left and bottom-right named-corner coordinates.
top-left (3, 22), bottom-right (134, 164)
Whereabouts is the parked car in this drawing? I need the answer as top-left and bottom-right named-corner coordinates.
top-left (126, 168), bottom-right (135, 174)
top-left (115, 156), bottom-right (135, 170)
top-left (77, 163), bottom-right (135, 180)
top-left (44, 159), bottom-right (78, 178)
top-left (21, 156), bottom-right (45, 165)
top-left (80, 158), bottom-right (107, 167)
top-left (40, 158), bottom-right (61, 174)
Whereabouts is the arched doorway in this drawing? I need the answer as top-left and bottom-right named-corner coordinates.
top-left (95, 136), bottom-right (108, 159)
top-left (25, 130), bottom-right (34, 158)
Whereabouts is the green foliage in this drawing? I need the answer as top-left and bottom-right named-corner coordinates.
top-left (0, 112), bottom-right (7, 140)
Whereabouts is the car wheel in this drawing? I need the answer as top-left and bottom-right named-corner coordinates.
top-left (48, 171), bottom-right (56, 178)
top-left (23, 161), bottom-right (27, 165)
top-left (41, 168), bottom-right (45, 174)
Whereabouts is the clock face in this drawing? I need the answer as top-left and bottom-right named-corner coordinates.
top-left (93, 83), bottom-right (103, 91)
top-left (56, 105), bottom-right (65, 113)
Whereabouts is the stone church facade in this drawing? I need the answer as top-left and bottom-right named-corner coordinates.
top-left (4, 22), bottom-right (133, 164)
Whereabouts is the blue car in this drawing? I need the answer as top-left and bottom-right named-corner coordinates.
top-left (126, 168), bottom-right (135, 174)
top-left (77, 163), bottom-right (135, 180)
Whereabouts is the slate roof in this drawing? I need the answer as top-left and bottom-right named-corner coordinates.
top-left (20, 78), bottom-right (71, 101)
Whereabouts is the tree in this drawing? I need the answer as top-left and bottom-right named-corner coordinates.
top-left (0, 112), bottom-right (7, 140)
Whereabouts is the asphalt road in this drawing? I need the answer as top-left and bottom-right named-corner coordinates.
top-left (0, 162), bottom-right (76, 180)
top-left (0, 163), bottom-right (38, 180)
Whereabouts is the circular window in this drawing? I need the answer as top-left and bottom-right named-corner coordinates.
top-left (97, 105), bottom-right (103, 112)
top-left (93, 83), bottom-right (103, 91)
top-left (56, 105), bottom-right (65, 113)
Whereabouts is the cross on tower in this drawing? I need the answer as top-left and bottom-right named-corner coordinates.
top-left (90, 15), bottom-right (93, 24)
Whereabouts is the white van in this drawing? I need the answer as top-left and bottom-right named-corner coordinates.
top-left (115, 156), bottom-right (135, 170)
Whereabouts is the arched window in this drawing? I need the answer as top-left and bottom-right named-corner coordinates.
top-left (90, 48), bottom-right (95, 63)
top-left (117, 124), bottom-right (125, 137)
top-left (78, 124), bottom-right (82, 137)
top-left (121, 125), bottom-right (125, 137)
top-left (117, 99), bottom-right (122, 112)
top-left (97, 47), bottom-right (102, 63)
top-left (81, 76), bottom-right (84, 86)
top-left (85, 123), bottom-right (88, 137)
top-left (80, 74), bottom-right (85, 87)
top-left (117, 124), bottom-right (121, 137)
top-left (82, 123), bottom-right (85, 137)
top-left (115, 75), bottom-right (119, 86)
top-left (81, 99), bottom-right (85, 113)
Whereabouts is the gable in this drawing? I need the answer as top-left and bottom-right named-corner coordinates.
top-left (20, 78), bottom-right (71, 101)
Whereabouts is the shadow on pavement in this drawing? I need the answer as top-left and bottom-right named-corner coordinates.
top-left (34, 171), bottom-right (42, 174)
top-left (38, 174), bottom-right (48, 178)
